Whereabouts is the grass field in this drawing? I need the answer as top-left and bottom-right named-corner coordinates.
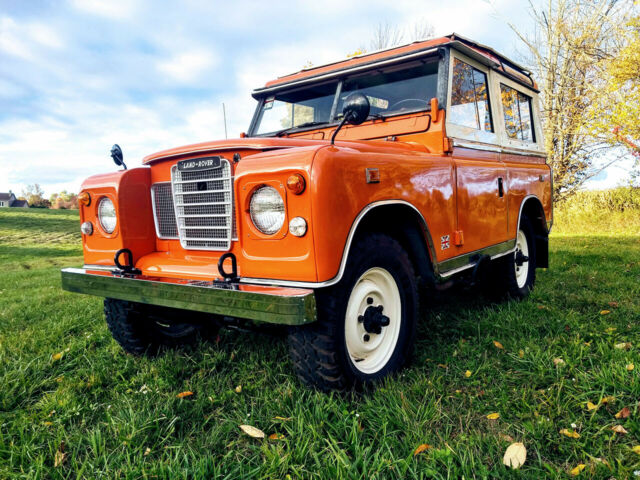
top-left (0, 207), bottom-right (639, 479)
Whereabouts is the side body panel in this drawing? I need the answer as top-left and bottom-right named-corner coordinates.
top-left (309, 145), bottom-right (456, 282)
top-left (452, 147), bottom-right (508, 254)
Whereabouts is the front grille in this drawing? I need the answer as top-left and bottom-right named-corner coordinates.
top-left (151, 183), bottom-right (178, 238)
top-left (170, 159), bottom-right (233, 250)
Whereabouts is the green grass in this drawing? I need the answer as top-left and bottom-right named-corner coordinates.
top-left (0, 207), bottom-right (639, 479)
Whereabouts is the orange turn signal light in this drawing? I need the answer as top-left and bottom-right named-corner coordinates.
top-left (78, 191), bottom-right (91, 206)
top-left (286, 174), bottom-right (306, 195)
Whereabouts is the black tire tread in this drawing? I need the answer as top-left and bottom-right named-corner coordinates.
top-left (288, 234), bottom-right (418, 391)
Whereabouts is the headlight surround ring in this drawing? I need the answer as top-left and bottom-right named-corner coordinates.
top-left (249, 186), bottom-right (285, 235)
top-left (97, 197), bottom-right (117, 234)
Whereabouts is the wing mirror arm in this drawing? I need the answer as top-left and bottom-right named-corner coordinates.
top-left (330, 93), bottom-right (370, 145)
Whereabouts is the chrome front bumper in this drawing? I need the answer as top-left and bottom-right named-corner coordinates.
top-left (60, 268), bottom-right (316, 325)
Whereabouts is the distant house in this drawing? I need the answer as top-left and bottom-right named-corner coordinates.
top-left (0, 192), bottom-right (29, 208)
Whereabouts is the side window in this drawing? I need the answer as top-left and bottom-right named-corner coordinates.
top-left (449, 58), bottom-right (493, 132)
top-left (500, 84), bottom-right (535, 142)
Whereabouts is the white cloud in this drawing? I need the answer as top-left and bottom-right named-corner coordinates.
top-left (156, 50), bottom-right (218, 83)
top-left (0, 17), bottom-right (35, 60)
top-left (69, 0), bottom-right (139, 20)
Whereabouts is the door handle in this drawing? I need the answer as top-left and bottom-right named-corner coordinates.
top-left (498, 177), bottom-right (504, 198)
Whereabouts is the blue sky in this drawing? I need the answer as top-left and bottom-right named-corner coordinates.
top-left (0, 0), bottom-right (632, 196)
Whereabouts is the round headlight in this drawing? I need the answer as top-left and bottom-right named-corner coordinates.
top-left (249, 186), bottom-right (285, 235)
top-left (97, 197), bottom-right (117, 234)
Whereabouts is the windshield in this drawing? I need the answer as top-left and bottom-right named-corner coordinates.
top-left (337, 61), bottom-right (438, 118)
top-left (252, 59), bottom-right (439, 136)
top-left (254, 82), bottom-right (337, 135)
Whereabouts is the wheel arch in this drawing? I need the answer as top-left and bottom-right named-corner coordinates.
top-left (347, 201), bottom-right (437, 287)
top-left (518, 195), bottom-right (549, 268)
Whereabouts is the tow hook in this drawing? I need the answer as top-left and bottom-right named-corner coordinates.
top-left (358, 304), bottom-right (390, 336)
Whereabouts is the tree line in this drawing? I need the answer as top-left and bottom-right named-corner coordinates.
top-left (20, 184), bottom-right (78, 209)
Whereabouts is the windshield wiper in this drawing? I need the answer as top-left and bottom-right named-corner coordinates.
top-left (274, 121), bottom-right (328, 137)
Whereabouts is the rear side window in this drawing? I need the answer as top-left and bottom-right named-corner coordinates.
top-left (500, 84), bottom-right (535, 142)
top-left (449, 58), bottom-right (493, 132)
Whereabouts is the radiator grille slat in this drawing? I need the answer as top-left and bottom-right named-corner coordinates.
top-left (171, 159), bottom-right (233, 251)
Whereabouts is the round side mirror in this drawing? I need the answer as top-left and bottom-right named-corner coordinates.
top-left (342, 93), bottom-right (370, 125)
top-left (110, 144), bottom-right (125, 168)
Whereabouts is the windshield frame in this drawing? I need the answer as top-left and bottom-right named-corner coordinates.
top-left (248, 55), bottom-right (441, 137)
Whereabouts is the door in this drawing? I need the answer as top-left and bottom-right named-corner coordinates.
top-left (447, 55), bottom-right (508, 254)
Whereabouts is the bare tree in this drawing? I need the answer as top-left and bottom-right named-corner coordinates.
top-left (367, 19), bottom-right (434, 51)
top-left (505, 0), bottom-right (631, 200)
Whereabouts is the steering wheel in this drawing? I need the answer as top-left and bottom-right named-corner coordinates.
top-left (389, 98), bottom-right (428, 111)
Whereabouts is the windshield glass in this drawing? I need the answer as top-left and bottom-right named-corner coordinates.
top-left (336, 61), bottom-right (438, 118)
top-left (254, 82), bottom-right (337, 135)
top-left (252, 59), bottom-right (439, 136)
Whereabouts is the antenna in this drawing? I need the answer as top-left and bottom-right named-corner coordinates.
top-left (222, 103), bottom-right (228, 139)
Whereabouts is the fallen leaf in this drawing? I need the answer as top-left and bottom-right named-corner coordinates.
top-left (570, 464), bottom-right (586, 476)
top-left (614, 342), bottom-right (632, 350)
top-left (605, 327), bottom-right (617, 333)
top-left (54, 442), bottom-right (66, 468)
top-left (234, 385), bottom-right (242, 393)
top-left (268, 433), bottom-right (285, 440)
top-left (559, 428), bottom-right (580, 439)
top-left (502, 442), bottom-right (527, 469)
top-left (600, 310), bottom-right (611, 315)
top-left (464, 370), bottom-right (472, 378)
top-left (632, 445), bottom-right (640, 454)
top-left (586, 401), bottom-right (599, 411)
top-left (144, 447), bottom-right (151, 456)
top-left (493, 341), bottom-right (504, 350)
top-left (52, 352), bottom-right (63, 361)
top-left (239, 424), bottom-right (265, 438)
top-left (537, 304), bottom-right (546, 310)
top-left (627, 363), bottom-right (635, 371)
top-left (437, 363), bottom-right (447, 369)
top-left (487, 412), bottom-right (500, 420)
top-left (274, 416), bottom-right (292, 421)
top-left (611, 425), bottom-right (628, 434)
top-left (553, 358), bottom-right (565, 366)
top-left (601, 396), bottom-right (615, 404)
top-left (413, 443), bottom-right (431, 456)
top-left (615, 407), bottom-right (631, 419)
top-left (176, 391), bottom-right (193, 398)
top-left (43, 421), bottom-right (53, 426)
top-left (608, 301), bottom-right (619, 308)
top-left (518, 349), bottom-right (525, 358)
top-left (499, 433), bottom-right (515, 442)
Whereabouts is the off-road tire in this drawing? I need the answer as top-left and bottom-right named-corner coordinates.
top-left (288, 234), bottom-right (419, 391)
top-left (104, 299), bottom-right (212, 355)
top-left (493, 214), bottom-right (537, 299)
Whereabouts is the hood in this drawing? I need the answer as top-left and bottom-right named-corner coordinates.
top-left (142, 136), bottom-right (432, 165)
top-left (142, 137), bottom-right (331, 164)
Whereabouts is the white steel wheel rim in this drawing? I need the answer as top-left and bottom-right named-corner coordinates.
top-left (344, 267), bottom-right (402, 374)
top-left (515, 229), bottom-right (530, 288)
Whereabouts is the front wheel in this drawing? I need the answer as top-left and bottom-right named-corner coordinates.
top-left (288, 234), bottom-right (419, 391)
top-left (104, 299), bottom-right (216, 355)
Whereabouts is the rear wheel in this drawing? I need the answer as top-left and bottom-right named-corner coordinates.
top-left (288, 234), bottom-right (419, 391)
top-left (104, 299), bottom-right (215, 355)
top-left (493, 215), bottom-right (537, 299)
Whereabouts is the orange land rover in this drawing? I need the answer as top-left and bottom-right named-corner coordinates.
top-left (62, 33), bottom-right (552, 391)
